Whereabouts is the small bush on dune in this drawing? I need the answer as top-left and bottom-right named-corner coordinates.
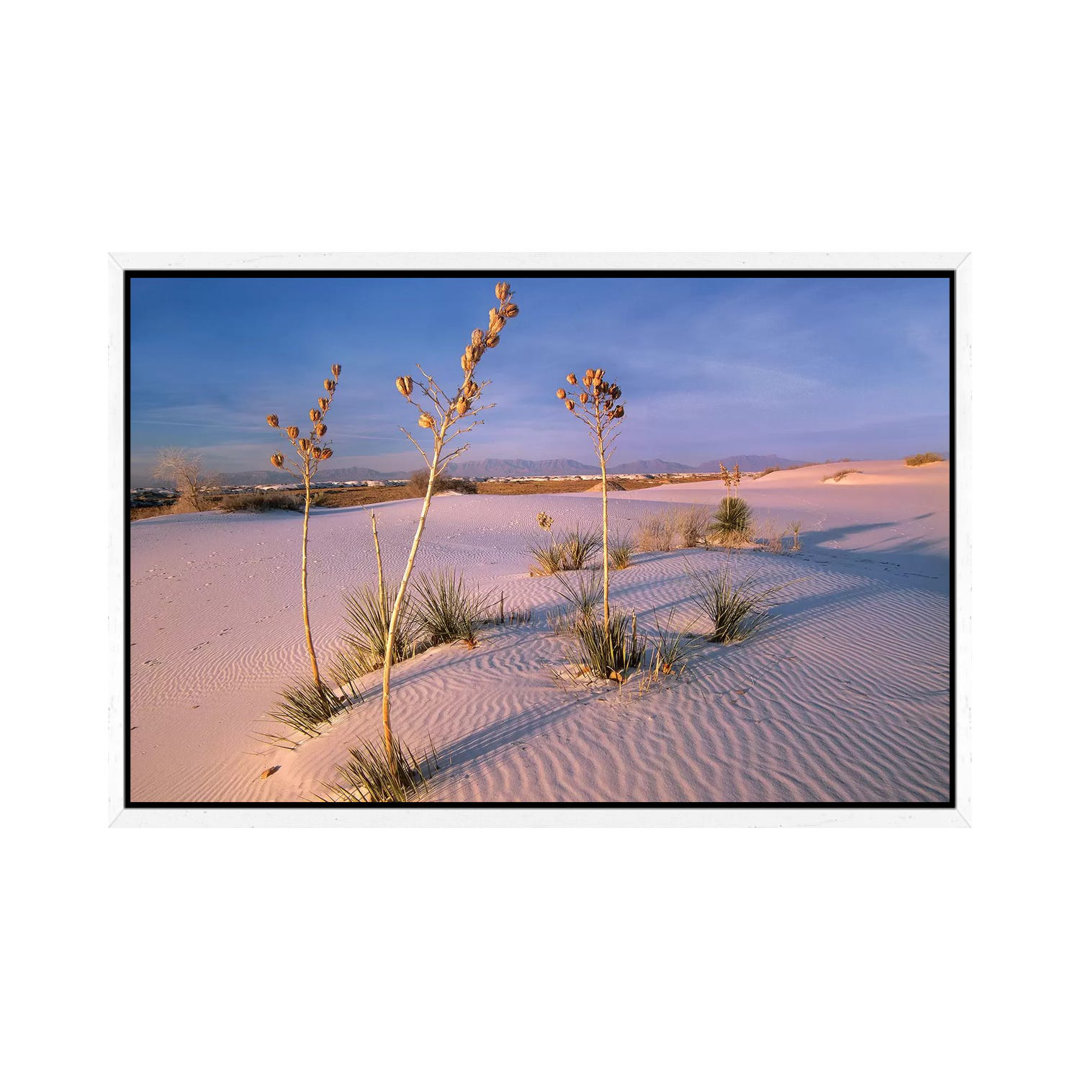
top-left (317, 735), bottom-right (439, 803)
top-left (823, 469), bottom-right (860, 482)
top-left (690, 569), bottom-right (785, 644)
top-left (220, 491), bottom-right (304, 513)
top-left (548, 572), bottom-right (604, 636)
top-left (635, 511), bottom-right (677, 552)
top-left (905, 452), bottom-right (944, 467)
top-left (412, 569), bottom-right (493, 648)
top-left (675, 505), bottom-right (711, 548)
top-left (404, 470), bottom-right (478, 497)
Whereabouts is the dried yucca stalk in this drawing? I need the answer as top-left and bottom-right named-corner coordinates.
top-left (265, 363), bottom-right (342, 701)
top-left (377, 282), bottom-right (519, 763)
top-left (555, 367), bottom-right (625, 629)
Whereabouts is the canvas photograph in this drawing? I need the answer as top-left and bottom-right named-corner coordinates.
top-left (123, 264), bottom-right (955, 813)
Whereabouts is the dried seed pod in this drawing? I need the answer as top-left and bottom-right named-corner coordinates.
top-left (318, 397), bottom-right (330, 412)
top-left (455, 399), bottom-right (468, 417)
top-left (418, 412), bottom-right (435, 429)
top-left (299, 438), bottom-right (311, 452)
top-left (566, 399), bottom-right (575, 411)
top-left (594, 369), bottom-right (605, 381)
top-left (585, 368), bottom-right (595, 383)
top-left (466, 344), bottom-right (481, 365)
top-left (579, 392), bottom-right (588, 404)
top-left (395, 375), bottom-right (413, 397)
top-left (484, 333), bottom-right (500, 348)
top-left (312, 447), bottom-right (323, 460)
top-left (310, 409), bottom-right (322, 423)
top-left (266, 414), bottom-right (279, 428)
top-left (321, 447), bottom-right (333, 459)
top-left (286, 426), bottom-right (300, 440)
top-left (503, 303), bottom-right (519, 318)
top-left (315, 423), bottom-right (327, 438)
top-left (471, 329), bottom-right (484, 347)
top-left (611, 385), bottom-right (621, 400)
top-left (464, 380), bottom-right (479, 399)
top-left (331, 364), bottom-right (342, 378)
top-left (495, 281), bottom-right (510, 301)
top-left (324, 379), bottom-right (333, 391)
top-left (270, 453), bottom-right (284, 468)
top-left (556, 387), bottom-right (567, 399)
top-left (489, 313), bottom-right (506, 335)
top-left (566, 373), bottom-right (578, 385)
top-left (613, 405), bottom-right (624, 418)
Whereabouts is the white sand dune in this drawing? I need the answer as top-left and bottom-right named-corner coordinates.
top-left (129, 459), bottom-right (950, 804)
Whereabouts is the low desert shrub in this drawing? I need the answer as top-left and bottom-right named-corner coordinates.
top-left (412, 569), bottom-right (494, 648)
top-left (905, 452), bottom-right (944, 467)
top-left (569, 609), bottom-right (645, 682)
top-left (404, 470), bottom-right (478, 497)
top-left (635, 511), bottom-right (677, 552)
top-left (676, 505), bottom-right (711, 548)
top-left (317, 735), bottom-right (439, 803)
top-left (823, 469), bottom-right (860, 482)
top-left (219, 491), bottom-right (303, 512)
top-left (690, 569), bottom-right (785, 644)
top-left (341, 584), bottom-right (419, 673)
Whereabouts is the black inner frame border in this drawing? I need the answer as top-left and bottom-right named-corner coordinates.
top-left (124, 268), bottom-right (957, 811)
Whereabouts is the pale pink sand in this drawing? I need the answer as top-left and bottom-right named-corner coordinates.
top-left (129, 459), bottom-right (950, 803)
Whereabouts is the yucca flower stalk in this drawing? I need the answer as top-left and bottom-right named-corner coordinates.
top-left (555, 367), bottom-right (625, 629)
top-left (378, 282), bottom-right (519, 763)
top-left (265, 363), bottom-right (342, 700)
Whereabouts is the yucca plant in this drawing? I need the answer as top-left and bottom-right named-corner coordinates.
top-left (340, 582), bottom-right (418, 673)
top-left (609, 533), bottom-right (634, 570)
top-left (529, 518), bottom-right (601, 575)
top-left (316, 735), bottom-right (439, 803)
top-left (265, 363), bottom-right (342, 702)
top-left (377, 282), bottom-right (520, 764)
top-left (787, 520), bottom-right (802, 552)
top-left (412, 568), bottom-right (493, 648)
top-left (548, 571), bottom-right (604, 636)
top-left (555, 368), bottom-right (625, 629)
top-left (690, 568), bottom-right (785, 644)
top-left (710, 496), bottom-right (752, 545)
top-left (268, 676), bottom-right (339, 739)
top-left (570, 608), bottom-right (644, 683)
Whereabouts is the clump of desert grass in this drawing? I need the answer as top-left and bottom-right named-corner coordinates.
top-left (634, 506), bottom-right (710, 552)
top-left (690, 568), bottom-right (787, 644)
top-left (493, 591), bottom-right (532, 625)
top-left (905, 451), bottom-right (944, 466)
top-left (315, 735), bottom-right (439, 803)
top-left (823, 469), bottom-right (860, 482)
top-left (412, 569), bottom-right (493, 649)
top-left (643, 620), bottom-right (692, 684)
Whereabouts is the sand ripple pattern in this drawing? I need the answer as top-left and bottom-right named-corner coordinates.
top-left (129, 477), bottom-right (950, 804)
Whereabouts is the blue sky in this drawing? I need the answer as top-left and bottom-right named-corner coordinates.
top-left (129, 274), bottom-right (950, 478)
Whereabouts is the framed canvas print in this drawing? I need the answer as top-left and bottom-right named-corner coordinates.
top-left (110, 253), bottom-right (969, 826)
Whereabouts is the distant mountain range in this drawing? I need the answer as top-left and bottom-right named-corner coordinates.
top-left (133, 453), bottom-right (804, 488)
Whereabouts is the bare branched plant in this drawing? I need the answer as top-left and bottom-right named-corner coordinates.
top-left (555, 368), bottom-right (625, 629)
top-left (152, 448), bottom-right (220, 512)
top-left (378, 282), bottom-right (520, 764)
top-left (265, 363), bottom-right (342, 701)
